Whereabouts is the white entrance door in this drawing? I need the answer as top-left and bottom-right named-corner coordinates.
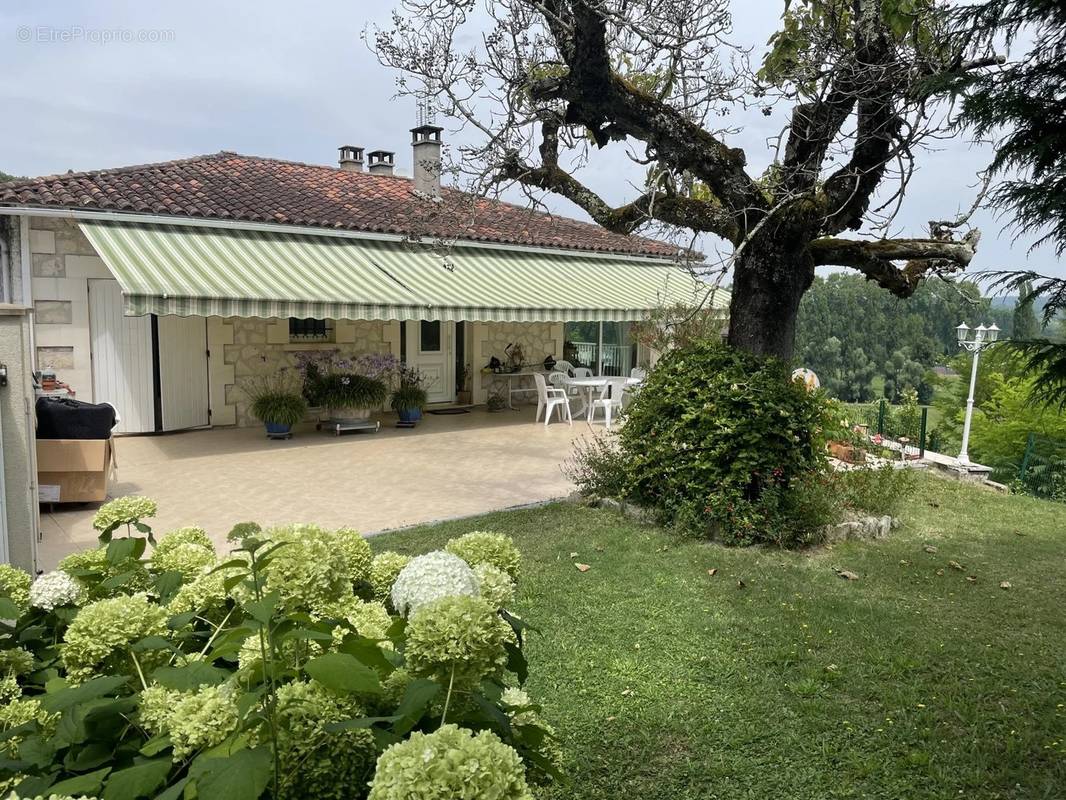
top-left (157, 316), bottom-right (210, 430)
top-left (405, 320), bottom-right (455, 404)
top-left (88, 280), bottom-right (155, 434)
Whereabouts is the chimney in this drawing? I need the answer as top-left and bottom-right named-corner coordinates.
top-left (338, 145), bottom-right (364, 172)
top-left (410, 124), bottom-right (443, 198)
top-left (367, 150), bottom-right (395, 176)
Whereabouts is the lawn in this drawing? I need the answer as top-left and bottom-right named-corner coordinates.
top-left (372, 474), bottom-right (1066, 800)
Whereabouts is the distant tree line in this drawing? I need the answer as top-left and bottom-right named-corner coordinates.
top-left (795, 274), bottom-right (1015, 404)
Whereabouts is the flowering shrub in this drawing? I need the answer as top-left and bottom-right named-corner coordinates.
top-left (0, 565), bottom-right (31, 614)
top-left (0, 496), bottom-right (559, 799)
top-left (473, 563), bottom-right (517, 610)
top-left (390, 551), bottom-right (480, 617)
top-left (370, 552), bottom-right (410, 606)
top-left (28, 571), bottom-right (85, 612)
top-left (404, 595), bottom-right (512, 689)
top-left (445, 531), bottom-right (521, 581)
top-left (367, 724), bottom-right (533, 800)
top-left (91, 495), bottom-right (157, 534)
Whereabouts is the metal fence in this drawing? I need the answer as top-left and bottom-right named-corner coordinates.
top-left (858, 399), bottom-right (929, 457)
top-left (1001, 434), bottom-right (1066, 501)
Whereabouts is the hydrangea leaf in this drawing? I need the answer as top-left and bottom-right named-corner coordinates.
top-left (48, 765), bottom-right (112, 796)
top-left (41, 675), bottom-right (130, 713)
top-left (304, 652), bottom-right (382, 695)
top-left (391, 678), bottom-right (440, 736)
top-left (151, 663), bottom-right (229, 691)
top-left (189, 746), bottom-right (271, 800)
top-left (102, 757), bottom-right (172, 800)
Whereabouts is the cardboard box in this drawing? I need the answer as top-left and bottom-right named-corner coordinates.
top-left (36, 438), bottom-right (112, 503)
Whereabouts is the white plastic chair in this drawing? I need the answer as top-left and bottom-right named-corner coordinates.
top-left (630, 367), bottom-right (647, 381)
top-left (550, 371), bottom-right (585, 417)
top-left (534, 372), bottom-right (572, 427)
top-left (553, 359), bottom-right (575, 376)
top-left (588, 377), bottom-right (628, 430)
top-left (572, 367), bottom-right (594, 379)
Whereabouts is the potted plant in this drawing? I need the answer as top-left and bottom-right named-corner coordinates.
top-left (318, 373), bottom-right (388, 423)
top-left (389, 365), bottom-right (428, 424)
top-left (245, 373), bottom-right (308, 439)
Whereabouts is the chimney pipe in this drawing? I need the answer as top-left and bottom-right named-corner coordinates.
top-left (338, 145), bottom-right (364, 172)
top-left (367, 150), bottom-right (395, 176)
top-left (410, 124), bottom-right (443, 198)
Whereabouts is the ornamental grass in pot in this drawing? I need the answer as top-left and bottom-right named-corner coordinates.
top-left (245, 372), bottom-right (308, 437)
top-left (390, 365), bottom-right (429, 424)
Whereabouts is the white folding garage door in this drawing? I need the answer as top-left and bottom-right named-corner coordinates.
top-left (88, 280), bottom-right (210, 434)
top-left (88, 280), bottom-right (155, 434)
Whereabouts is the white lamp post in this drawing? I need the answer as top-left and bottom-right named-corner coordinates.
top-left (955, 321), bottom-right (1000, 466)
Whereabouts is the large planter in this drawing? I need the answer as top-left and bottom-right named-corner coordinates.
top-left (328, 406), bottom-right (375, 423)
top-left (264, 421), bottom-right (293, 440)
top-left (397, 407), bottom-right (423, 423)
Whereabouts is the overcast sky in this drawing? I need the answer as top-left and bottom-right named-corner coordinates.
top-left (2, 0), bottom-right (1060, 285)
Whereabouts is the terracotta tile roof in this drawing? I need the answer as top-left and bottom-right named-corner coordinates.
top-left (0, 152), bottom-right (682, 258)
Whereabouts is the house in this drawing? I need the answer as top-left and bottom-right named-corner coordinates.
top-left (0, 126), bottom-right (727, 436)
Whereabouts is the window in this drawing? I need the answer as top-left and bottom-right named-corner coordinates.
top-left (563, 321), bottom-right (636, 376)
top-left (420, 320), bottom-right (441, 352)
top-left (288, 317), bottom-right (334, 342)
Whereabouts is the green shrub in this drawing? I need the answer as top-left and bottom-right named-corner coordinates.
top-left (0, 497), bottom-right (559, 799)
top-left (835, 463), bottom-right (919, 516)
top-left (390, 383), bottom-right (429, 412)
top-left (610, 340), bottom-right (835, 545)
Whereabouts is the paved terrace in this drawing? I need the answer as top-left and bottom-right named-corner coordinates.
top-left (38, 409), bottom-right (593, 569)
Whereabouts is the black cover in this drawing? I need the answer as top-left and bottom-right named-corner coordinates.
top-left (36, 397), bottom-right (117, 440)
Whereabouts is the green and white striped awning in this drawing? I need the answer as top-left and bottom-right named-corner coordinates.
top-left (79, 221), bottom-right (726, 322)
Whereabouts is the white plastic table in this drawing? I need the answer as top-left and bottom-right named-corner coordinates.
top-left (565, 376), bottom-right (642, 421)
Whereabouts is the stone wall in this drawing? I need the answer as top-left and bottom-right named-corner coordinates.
top-left (470, 321), bottom-right (564, 404)
top-left (28, 217), bottom-right (113, 401)
top-left (215, 317), bottom-right (399, 426)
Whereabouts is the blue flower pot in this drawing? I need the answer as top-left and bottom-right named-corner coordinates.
top-left (265, 421), bottom-right (292, 437)
top-left (397, 408), bottom-right (422, 423)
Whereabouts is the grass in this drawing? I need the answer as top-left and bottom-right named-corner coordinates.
top-left (371, 474), bottom-right (1066, 799)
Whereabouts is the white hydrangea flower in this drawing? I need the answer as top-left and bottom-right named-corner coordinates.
top-left (29, 570), bottom-right (86, 612)
top-left (390, 551), bottom-right (480, 617)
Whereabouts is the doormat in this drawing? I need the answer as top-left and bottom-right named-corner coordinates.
top-left (426, 408), bottom-right (471, 415)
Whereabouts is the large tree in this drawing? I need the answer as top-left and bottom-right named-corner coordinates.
top-left (373, 0), bottom-right (995, 359)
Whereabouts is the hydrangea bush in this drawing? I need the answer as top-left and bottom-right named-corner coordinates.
top-left (0, 498), bottom-right (557, 800)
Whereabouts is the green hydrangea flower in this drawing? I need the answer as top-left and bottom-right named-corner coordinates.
top-left (62, 593), bottom-right (170, 683)
top-left (249, 524), bottom-right (353, 612)
top-left (273, 680), bottom-right (377, 800)
top-left (0, 694), bottom-right (58, 759)
top-left (92, 495), bottom-right (158, 532)
top-left (168, 684), bottom-right (239, 759)
top-left (0, 648), bottom-right (33, 677)
top-left (138, 683), bottom-right (239, 760)
top-left (367, 723), bottom-right (533, 800)
top-left (138, 684), bottom-right (177, 733)
top-left (166, 568), bottom-right (233, 622)
top-left (445, 531), bottom-right (521, 581)
top-left (0, 564), bottom-right (31, 614)
top-left (473, 563), bottom-right (516, 610)
top-left (404, 595), bottom-right (510, 689)
top-left (335, 527), bottom-right (373, 584)
top-left (369, 552), bottom-right (410, 606)
top-left (57, 547), bottom-right (152, 600)
top-left (156, 527), bottom-right (213, 553)
top-left (312, 596), bottom-right (393, 646)
top-left (152, 541), bottom-right (216, 581)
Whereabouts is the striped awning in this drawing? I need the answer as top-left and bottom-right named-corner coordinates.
top-left (79, 221), bottom-right (726, 322)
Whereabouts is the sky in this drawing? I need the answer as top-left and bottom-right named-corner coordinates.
top-left (1, 0), bottom-right (1061, 284)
